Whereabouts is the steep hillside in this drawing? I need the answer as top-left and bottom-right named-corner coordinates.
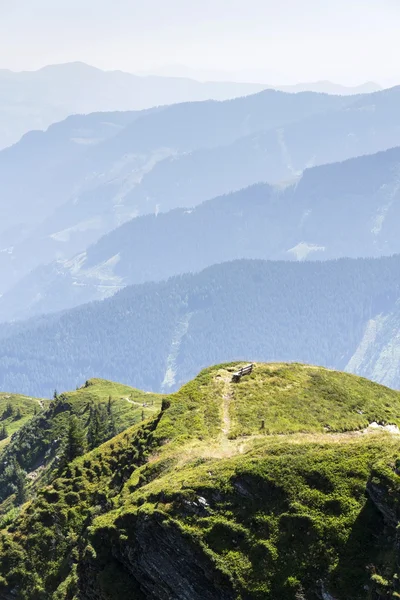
top-left (0, 364), bottom-right (400, 599)
top-left (0, 378), bottom-right (161, 511)
top-left (345, 297), bottom-right (400, 385)
top-left (6, 144), bottom-right (400, 322)
top-left (0, 257), bottom-right (399, 397)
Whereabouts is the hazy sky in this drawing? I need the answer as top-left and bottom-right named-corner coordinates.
top-left (0, 0), bottom-right (399, 85)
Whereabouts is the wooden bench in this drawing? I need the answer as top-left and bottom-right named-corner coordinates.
top-left (232, 364), bottom-right (254, 383)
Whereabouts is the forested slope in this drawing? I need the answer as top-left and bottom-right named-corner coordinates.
top-left (0, 378), bottom-right (161, 513)
top-left (0, 257), bottom-right (399, 397)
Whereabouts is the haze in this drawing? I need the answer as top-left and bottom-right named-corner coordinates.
top-left (0, 0), bottom-right (399, 86)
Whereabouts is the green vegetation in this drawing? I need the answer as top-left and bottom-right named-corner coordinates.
top-left (228, 363), bottom-right (400, 437)
top-left (0, 378), bottom-right (161, 509)
top-left (0, 255), bottom-right (400, 398)
top-left (0, 392), bottom-right (47, 439)
top-left (0, 364), bottom-right (399, 599)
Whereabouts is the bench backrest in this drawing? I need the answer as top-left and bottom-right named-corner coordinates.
top-left (240, 364), bottom-right (253, 376)
top-left (232, 364), bottom-right (254, 381)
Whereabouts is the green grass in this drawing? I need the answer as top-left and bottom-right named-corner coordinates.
top-left (0, 363), bottom-right (400, 600)
top-left (107, 433), bottom-right (400, 599)
top-left (0, 392), bottom-right (48, 439)
top-left (153, 366), bottom-right (225, 445)
top-left (227, 363), bottom-right (400, 437)
top-left (63, 378), bottom-right (161, 432)
top-left (0, 379), bottom-right (163, 513)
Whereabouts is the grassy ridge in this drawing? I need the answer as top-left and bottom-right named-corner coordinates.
top-left (57, 378), bottom-right (161, 433)
top-left (0, 378), bottom-right (162, 513)
top-left (0, 392), bottom-right (47, 441)
top-left (228, 363), bottom-right (400, 436)
top-left (0, 364), bottom-right (399, 599)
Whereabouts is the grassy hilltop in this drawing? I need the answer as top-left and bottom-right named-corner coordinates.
top-left (0, 363), bottom-right (400, 599)
top-left (0, 392), bottom-right (48, 447)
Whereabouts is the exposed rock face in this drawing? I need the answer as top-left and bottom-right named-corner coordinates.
top-left (365, 472), bottom-right (400, 599)
top-left (366, 481), bottom-right (399, 527)
top-left (79, 511), bottom-right (235, 600)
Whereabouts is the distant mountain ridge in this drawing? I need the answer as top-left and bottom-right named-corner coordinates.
top-left (1, 85), bottom-right (400, 300)
top-left (143, 65), bottom-right (382, 94)
top-left (2, 145), bottom-right (400, 323)
top-left (0, 61), bottom-right (270, 150)
top-left (0, 87), bottom-right (358, 294)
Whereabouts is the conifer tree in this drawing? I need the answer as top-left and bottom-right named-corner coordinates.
top-left (15, 467), bottom-right (27, 505)
top-left (64, 415), bottom-right (86, 462)
top-left (107, 406), bottom-right (117, 439)
top-left (0, 423), bottom-right (7, 440)
top-left (4, 402), bottom-right (13, 418)
top-left (10, 458), bottom-right (27, 505)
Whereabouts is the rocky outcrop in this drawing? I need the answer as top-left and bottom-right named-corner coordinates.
top-left (79, 510), bottom-right (235, 600)
top-left (366, 481), bottom-right (399, 528)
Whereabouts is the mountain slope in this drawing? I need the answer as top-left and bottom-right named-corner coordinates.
top-left (0, 108), bottom-right (149, 256)
top-left (1, 87), bottom-right (400, 304)
top-left (115, 84), bottom-right (400, 217)
top-left (0, 88), bottom-right (354, 294)
top-left (0, 364), bottom-right (399, 599)
top-left (345, 297), bottom-right (400, 385)
top-left (5, 145), bottom-right (400, 322)
top-left (0, 378), bottom-right (161, 511)
top-left (2, 86), bottom-right (400, 299)
top-left (0, 256), bottom-right (399, 397)
top-left (0, 392), bottom-right (47, 444)
top-left (0, 61), bottom-right (271, 150)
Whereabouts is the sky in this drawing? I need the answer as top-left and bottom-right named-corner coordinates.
top-left (0, 0), bottom-right (399, 85)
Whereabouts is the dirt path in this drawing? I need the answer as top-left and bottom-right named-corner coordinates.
top-left (173, 367), bottom-right (400, 469)
top-left (220, 374), bottom-right (233, 441)
top-left (123, 397), bottom-right (142, 406)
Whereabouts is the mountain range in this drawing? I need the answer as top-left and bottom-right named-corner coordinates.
top-left (1, 53), bottom-right (400, 600)
top-left (0, 87), bottom-right (356, 295)
top-left (0, 61), bottom-right (384, 152)
top-left (0, 61), bottom-right (271, 150)
top-left (1, 85), bottom-right (400, 305)
top-left (2, 144), bottom-right (400, 323)
top-left (144, 64), bottom-right (382, 93)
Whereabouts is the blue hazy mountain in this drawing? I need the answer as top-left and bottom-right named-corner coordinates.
top-left (0, 61), bottom-right (271, 150)
top-left (0, 88), bottom-right (356, 293)
top-left (2, 145), bottom-right (399, 323)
